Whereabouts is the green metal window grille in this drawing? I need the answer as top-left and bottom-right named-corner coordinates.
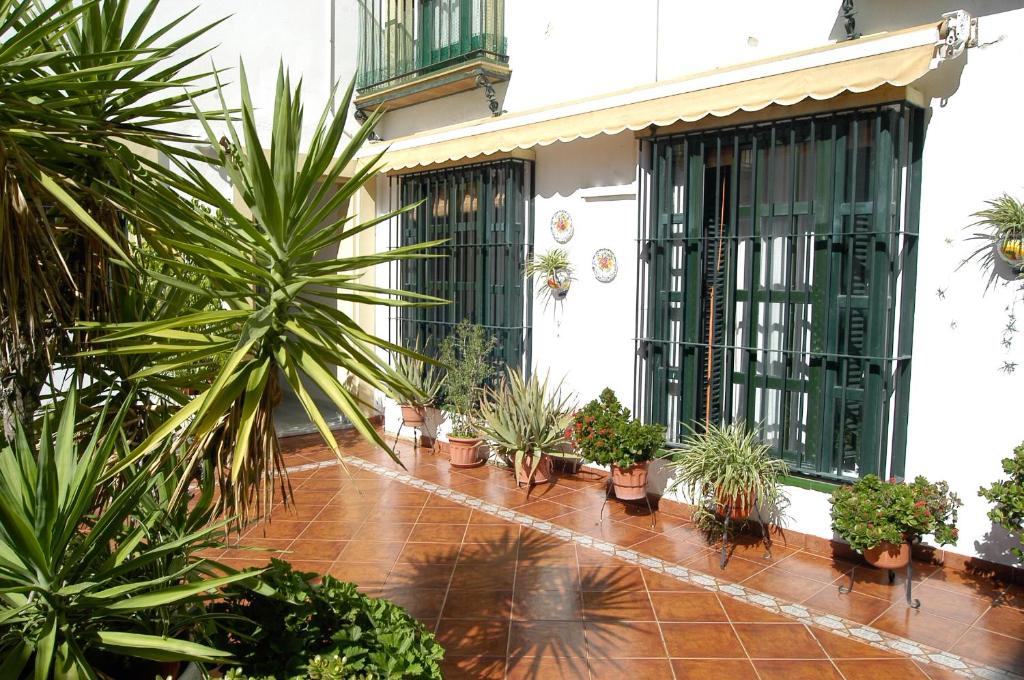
top-left (357, 0), bottom-right (507, 93)
top-left (634, 103), bottom-right (923, 482)
top-left (389, 158), bottom-right (533, 370)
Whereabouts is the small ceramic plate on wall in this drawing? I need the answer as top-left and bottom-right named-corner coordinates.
top-left (550, 210), bottom-right (573, 243)
top-left (592, 248), bottom-right (618, 282)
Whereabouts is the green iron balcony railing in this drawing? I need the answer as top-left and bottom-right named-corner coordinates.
top-left (357, 0), bottom-right (508, 94)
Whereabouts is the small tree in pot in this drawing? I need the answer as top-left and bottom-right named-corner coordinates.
top-left (568, 389), bottom-right (664, 500)
top-left (438, 321), bottom-right (497, 467)
top-left (477, 370), bottom-right (575, 487)
top-left (830, 474), bottom-right (961, 569)
top-left (666, 422), bottom-right (788, 530)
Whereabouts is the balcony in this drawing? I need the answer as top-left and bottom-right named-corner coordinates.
top-left (355, 0), bottom-right (510, 112)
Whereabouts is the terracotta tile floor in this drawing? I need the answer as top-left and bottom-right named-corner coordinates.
top-left (216, 431), bottom-right (1024, 679)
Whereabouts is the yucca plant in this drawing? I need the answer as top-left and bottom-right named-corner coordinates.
top-left (85, 65), bottom-right (446, 525)
top-left (0, 0), bottom-right (224, 438)
top-left (0, 391), bottom-right (253, 677)
top-left (476, 369), bottom-right (575, 482)
top-left (666, 421), bottom-right (788, 528)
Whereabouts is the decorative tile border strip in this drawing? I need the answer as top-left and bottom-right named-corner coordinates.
top-left (288, 455), bottom-right (1018, 680)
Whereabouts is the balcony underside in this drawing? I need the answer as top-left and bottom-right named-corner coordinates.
top-left (355, 57), bottom-right (511, 113)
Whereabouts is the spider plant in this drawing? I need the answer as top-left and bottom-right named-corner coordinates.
top-left (962, 193), bottom-right (1024, 279)
top-left (476, 369), bottom-right (575, 482)
top-left (524, 248), bottom-right (574, 301)
top-left (666, 421), bottom-right (788, 528)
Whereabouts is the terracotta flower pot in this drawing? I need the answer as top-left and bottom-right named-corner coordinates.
top-left (863, 541), bottom-right (911, 570)
top-left (515, 451), bottom-right (553, 485)
top-left (611, 461), bottom-right (649, 500)
top-left (400, 404), bottom-right (425, 427)
top-left (449, 436), bottom-right (482, 467)
top-left (716, 489), bottom-right (754, 522)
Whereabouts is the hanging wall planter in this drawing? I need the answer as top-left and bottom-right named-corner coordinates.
top-left (998, 235), bottom-right (1024, 270)
top-left (526, 248), bottom-right (575, 302)
top-left (964, 193), bottom-right (1024, 273)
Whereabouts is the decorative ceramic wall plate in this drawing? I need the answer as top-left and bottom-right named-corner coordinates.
top-left (550, 210), bottom-right (573, 243)
top-left (592, 248), bottom-right (617, 282)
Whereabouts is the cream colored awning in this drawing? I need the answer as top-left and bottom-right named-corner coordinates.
top-left (362, 20), bottom-right (952, 173)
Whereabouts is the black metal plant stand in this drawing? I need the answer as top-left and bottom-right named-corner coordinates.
top-left (393, 417), bottom-right (436, 455)
top-left (600, 478), bottom-right (657, 529)
top-left (718, 501), bottom-right (773, 570)
top-left (837, 541), bottom-right (921, 608)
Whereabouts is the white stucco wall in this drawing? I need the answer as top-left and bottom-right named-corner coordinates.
top-left (149, 1), bottom-right (1024, 567)
top-left (372, 5), bottom-right (1024, 567)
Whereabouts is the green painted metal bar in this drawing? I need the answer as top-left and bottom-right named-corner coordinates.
top-left (357, 0), bottom-right (508, 93)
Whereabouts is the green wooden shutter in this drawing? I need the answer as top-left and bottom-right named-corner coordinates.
top-left (636, 104), bottom-right (922, 482)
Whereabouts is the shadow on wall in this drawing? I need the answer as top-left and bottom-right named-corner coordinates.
top-left (974, 521), bottom-right (1024, 568)
top-left (828, 0), bottom-right (1024, 41)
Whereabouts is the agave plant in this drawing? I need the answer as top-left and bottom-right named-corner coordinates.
top-left (85, 66), bottom-right (446, 525)
top-left (666, 421), bottom-right (788, 526)
top-left (476, 370), bottom-right (575, 482)
top-left (0, 392), bottom-right (252, 677)
top-left (392, 349), bottom-right (445, 409)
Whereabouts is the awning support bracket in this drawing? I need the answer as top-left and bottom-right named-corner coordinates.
top-left (476, 73), bottom-right (503, 117)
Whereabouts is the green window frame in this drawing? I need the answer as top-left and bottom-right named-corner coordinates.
top-left (390, 159), bottom-right (534, 369)
top-left (634, 103), bottom-right (923, 482)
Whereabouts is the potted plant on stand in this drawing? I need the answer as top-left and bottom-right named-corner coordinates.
top-left (666, 422), bottom-right (788, 566)
top-left (477, 370), bottom-right (575, 487)
top-left (830, 475), bottom-right (961, 570)
top-left (525, 248), bottom-right (574, 301)
top-left (438, 321), bottom-right (497, 467)
top-left (568, 388), bottom-right (664, 502)
top-left (393, 348), bottom-right (445, 447)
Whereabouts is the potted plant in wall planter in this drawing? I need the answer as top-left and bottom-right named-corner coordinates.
top-left (830, 474), bottom-right (961, 570)
top-left (477, 370), bottom-right (575, 487)
top-left (966, 193), bottom-right (1024, 271)
top-left (568, 388), bottom-right (664, 500)
top-left (667, 422), bottom-right (789, 528)
top-left (525, 248), bottom-right (574, 301)
top-left (438, 321), bottom-right (498, 467)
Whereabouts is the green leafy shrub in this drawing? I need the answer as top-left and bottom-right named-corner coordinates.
top-left (978, 442), bottom-right (1024, 560)
top-left (438, 321), bottom-right (498, 437)
top-left (830, 475), bottom-right (961, 552)
top-left (567, 388), bottom-right (665, 469)
top-left (213, 560), bottom-right (444, 679)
